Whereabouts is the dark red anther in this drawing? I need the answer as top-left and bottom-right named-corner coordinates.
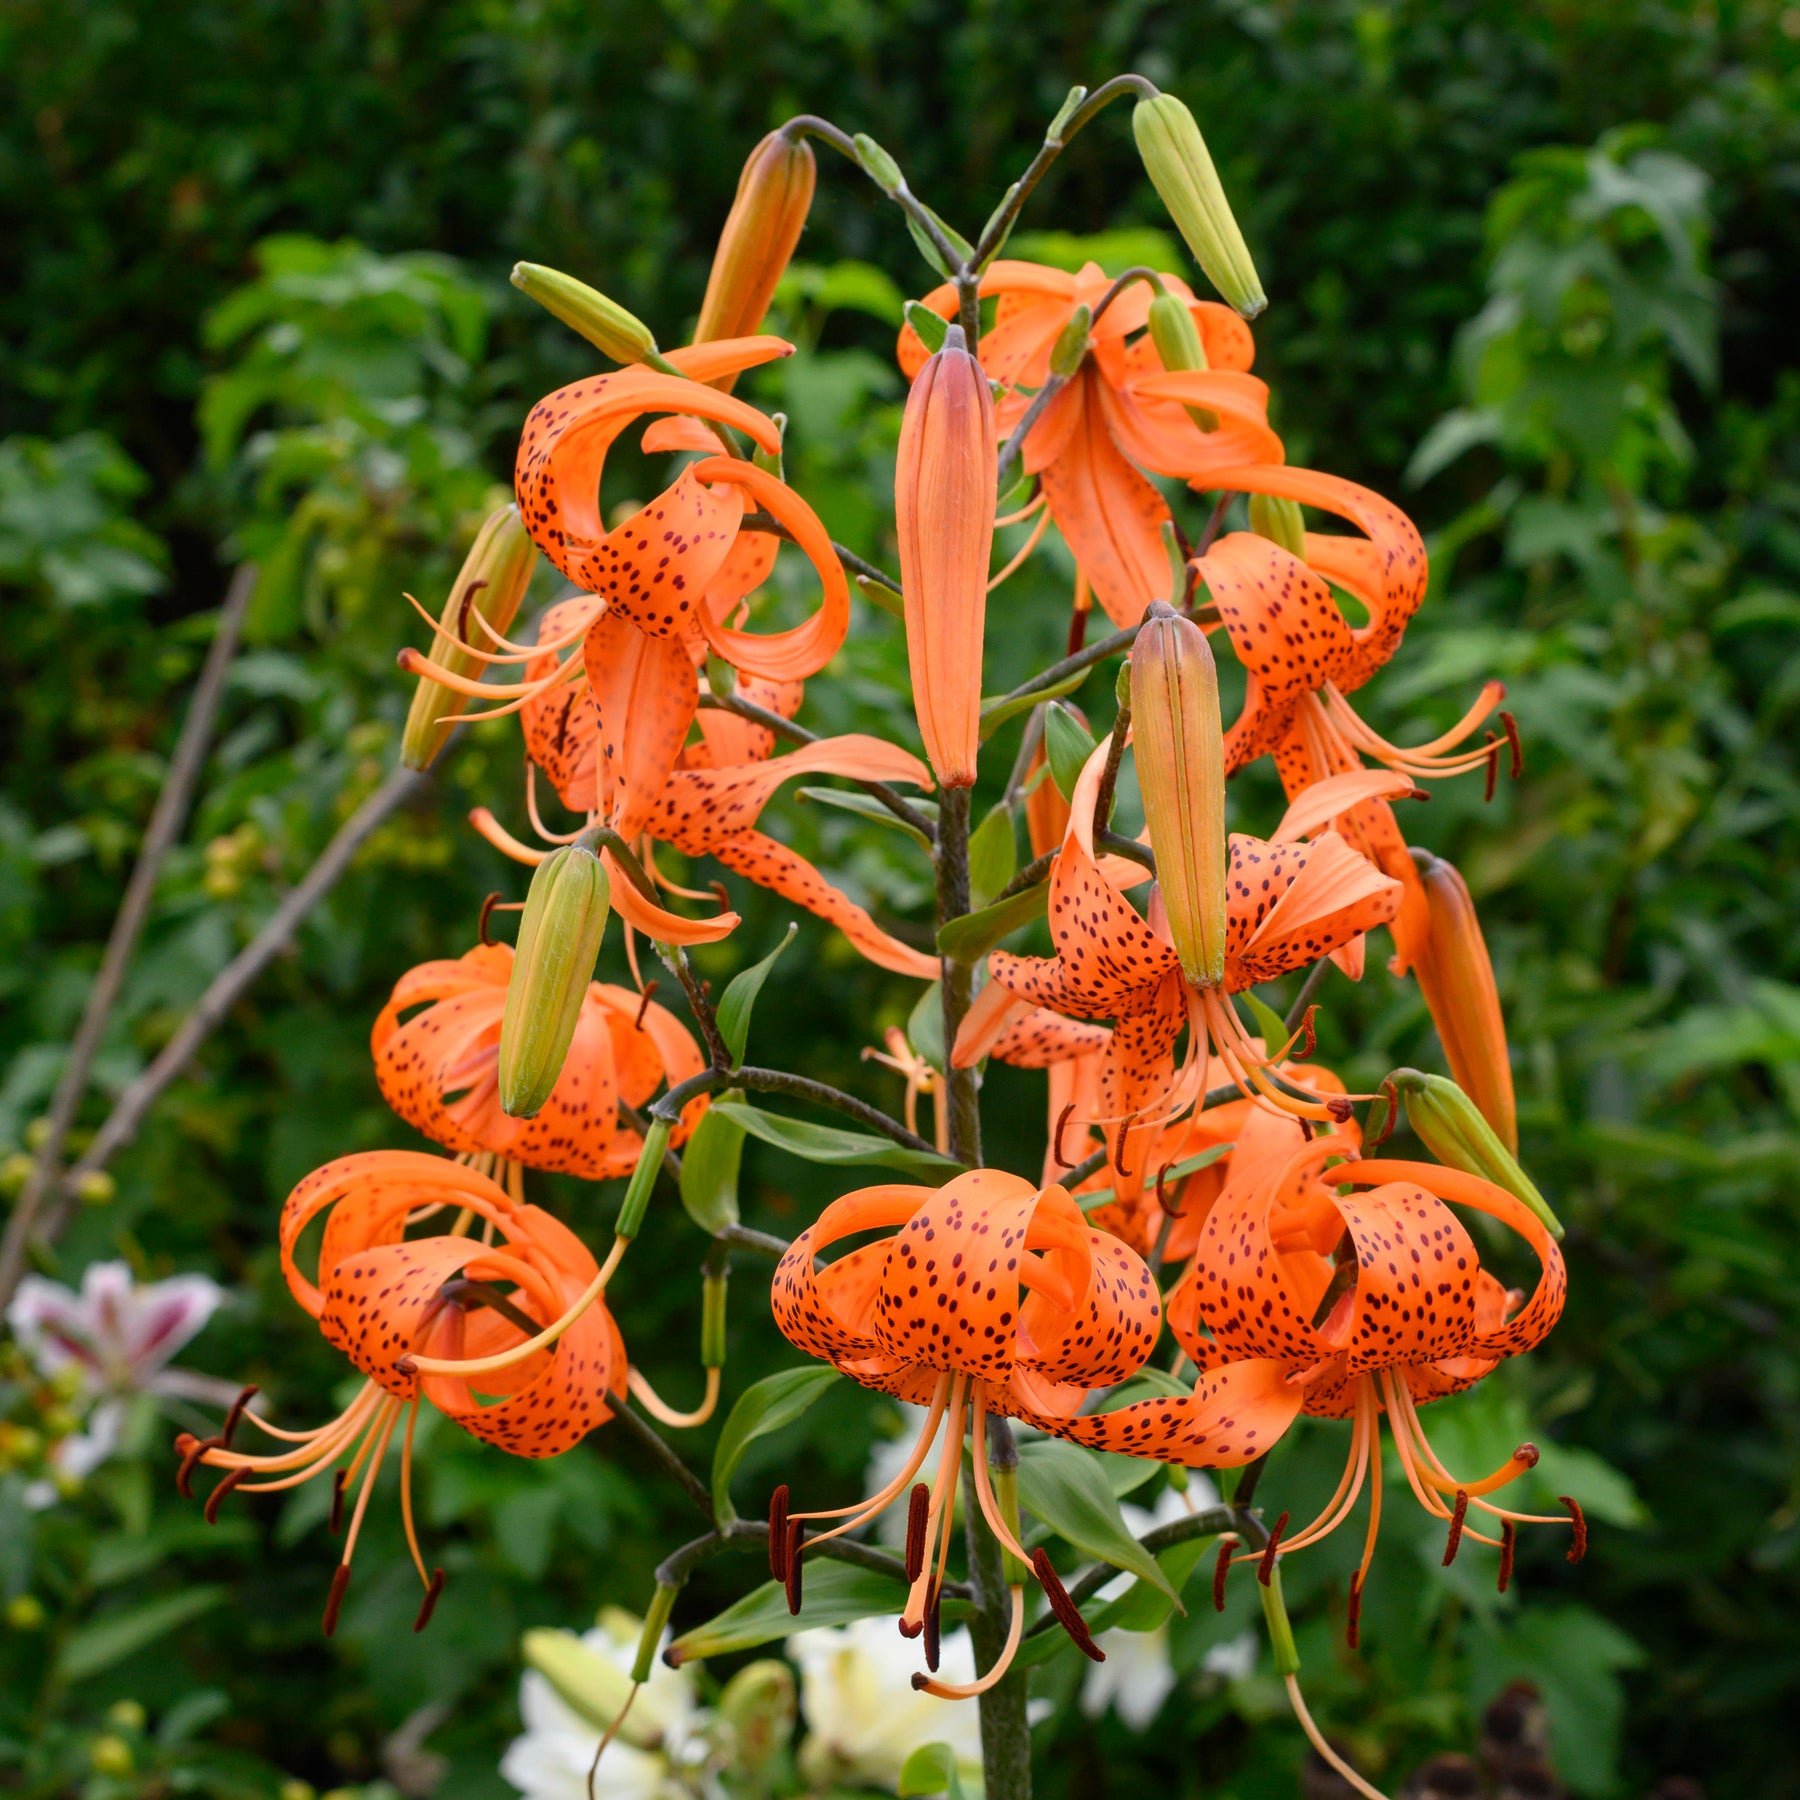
top-left (1154, 1160), bottom-right (1179, 1218)
top-left (1483, 734), bottom-right (1501, 804)
top-left (1368, 1078), bottom-right (1400, 1150)
top-left (454, 576), bottom-right (489, 643)
top-left (1561, 1495), bottom-right (1587, 1563)
top-left (708, 882), bottom-right (731, 912)
top-left (204, 1465), bottom-right (247, 1524)
top-left (904, 1483), bottom-right (929, 1583)
top-left (322, 1564), bottom-right (352, 1637)
top-left (1515, 1442), bottom-right (1540, 1469)
top-left (1032, 1548), bottom-right (1103, 1662)
top-left (783, 1519), bottom-right (805, 1614)
top-left (1498, 1520), bottom-right (1517, 1593)
top-left (923, 1578), bottom-right (941, 1672)
top-left (633, 980), bottom-right (661, 1030)
top-left (1442, 1489), bottom-right (1469, 1566)
top-left (1066, 604), bottom-right (1090, 659)
top-left (1500, 710), bottom-right (1524, 779)
top-left (220, 1385), bottom-right (258, 1450)
top-left (1213, 1538), bottom-right (1233, 1611)
top-left (1113, 1112), bottom-right (1137, 1180)
top-left (1052, 1102), bottom-right (1077, 1169)
top-left (479, 892), bottom-right (504, 946)
top-left (768, 1486), bottom-right (790, 1579)
top-left (1292, 1005), bottom-right (1318, 1061)
top-left (329, 1468), bottom-right (347, 1536)
top-left (413, 1567), bottom-right (446, 1633)
top-left (1327, 1095), bottom-right (1354, 1123)
top-left (1258, 1512), bottom-right (1290, 1586)
top-left (174, 1432), bottom-right (214, 1499)
top-left (1346, 1571), bottom-right (1363, 1648)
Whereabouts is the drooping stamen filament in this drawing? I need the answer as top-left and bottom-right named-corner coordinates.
top-left (911, 1585), bottom-right (1025, 1699)
top-left (1284, 1673), bottom-right (1390, 1800)
top-left (627, 1365), bottom-right (722, 1429)
top-left (1316, 680), bottom-right (1508, 782)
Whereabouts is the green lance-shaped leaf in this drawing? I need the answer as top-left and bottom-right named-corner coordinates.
top-left (908, 980), bottom-right (946, 1074)
top-left (1044, 701), bottom-right (1099, 801)
top-left (798, 785), bottom-right (937, 850)
top-left (967, 802), bottom-right (1018, 910)
top-left (904, 300), bottom-right (950, 356)
top-left (977, 665), bottom-right (1089, 741)
top-left (709, 1101), bottom-right (961, 1175)
top-left (1014, 1438), bottom-right (1182, 1606)
top-left (57, 1587), bottom-right (228, 1683)
top-left (678, 1097), bottom-right (746, 1234)
top-left (936, 881), bottom-right (1049, 964)
top-left (716, 924), bottom-right (797, 1066)
top-left (667, 1563), bottom-right (971, 1664)
top-left (710, 1365), bottom-right (843, 1525)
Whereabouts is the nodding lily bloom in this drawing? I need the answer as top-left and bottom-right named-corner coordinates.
top-left (899, 261), bottom-right (1282, 629)
top-left (1159, 1110), bottom-right (1573, 1630)
top-left (955, 740), bottom-right (1401, 1193)
top-left (489, 598), bottom-right (938, 979)
top-left (1087, 1058), bottom-right (1355, 1263)
top-left (1195, 462), bottom-right (1518, 974)
top-left (176, 1153), bottom-right (628, 1635)
top-left (769, 1169), bottom-right (1162, 1695)
top-left (372, 943), bottom-right (708, 1181)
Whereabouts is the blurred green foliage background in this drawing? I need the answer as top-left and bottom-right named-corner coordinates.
top-left (1, 2), bottom-right (1797, 1797)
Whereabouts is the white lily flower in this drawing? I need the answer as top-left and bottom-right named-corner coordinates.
top-left (501, 1609), bottom-right (705, 1800)
top-left (791, 1615), bottom-right (985, 1792)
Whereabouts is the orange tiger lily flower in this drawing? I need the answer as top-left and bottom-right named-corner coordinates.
top-left (956, 740), bottom-right (1401, 1191)
top-left (371, 943), bottom-right (709, 1180)
top-left (176, 1153), bottom-right (626, 1635)
top-left (495, 596), bottom-right (938, 979)
top-left (769, 1168), bottom-right (1161, 1693)
top-left (899, 261), bottom-right (1282, 628)
top-left (1157, 1112), bottom-right (1573, 1627)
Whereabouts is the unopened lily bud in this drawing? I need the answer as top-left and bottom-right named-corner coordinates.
top-left (498, 846), bottom-right (611, 1118)
top-left (1147, 291), bottom-right (1219, 431)
top-left (717, 1660), bottom-right (797, 1774)
top-left (895, 322), bottom-right (995, 789)
top-left (1409, 849), bottom-right (1517, 1152)
top-left (1131, 602), bottom-right (1227, 987)
top-left (74, 1170), bottom-right (115, 1207)
top-left (1390, 1069), bottom-right (1562, 1238)
top-left (853, 133), bottom-right (905, 197)
top-left (1050, 304), bottom-right (1092, 378)
top-left (695, 130), bottom-right (817, 377)
top-left (1249, 493), bottom-right (1307, 558)
top-left (1132, 94), bottom-right (1266, 319)
top-left (401, 504), bottom-right (539, 769)
top-left (511, 262), bottom-right (657, 364)
top-left (522, 1628), bottom-right (660, 1749)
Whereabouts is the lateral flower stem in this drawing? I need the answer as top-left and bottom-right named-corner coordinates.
top-left (994, 374), bottom-right (1073, 497)
top-left (735, 507), bottom-right (902, 597)
top-left (1091, 711), bottom-right (1133, 839)
top-left (696, 692), bottom-right (938, 842)
top-left (997, 847), bottom-right (1057, 903)
top-left (1284, 958), bottom-right (1333, 1033)
top-left (1097, 827), bottom-right (1156, 874)
top-left (617, 1099), bottom-right (685, 1185)
top-left (655, 941), bottom-right (733, 1072)
top-left (984, 603), bottom-right (1222, 723)
top-left (715, 1223), bottom-right (791, 1259)
top-left (647, 1064), bottom-right (941, 1159)
top-left (611, 1399), bottom-right (718, 1522)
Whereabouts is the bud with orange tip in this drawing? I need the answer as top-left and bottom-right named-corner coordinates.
top-left (1409, 848), bottom-right (1518, 1152)
top-left (894, 323), bottom-right (995, 789)
top-left (1131, 601), bottom-right (1227, 988)
top-left (694, 129), bottom-right (817, 379)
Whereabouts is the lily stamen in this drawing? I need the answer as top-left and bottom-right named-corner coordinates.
top-left (626, 1365), bottom-right (722, 1429)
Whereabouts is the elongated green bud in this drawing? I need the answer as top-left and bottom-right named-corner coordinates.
top-left (1050, 304), bottom-right (1092, 378)
top-left (1132, 94), bottom-right (1266, 319)
top-left (1147, 292), bottom-right (1218, 431)
top-left (616, 1116), bottom-right (671, 1239)
top-left (701, 1267), bottom-right (729, 1369)
top-left (853, 134), bottom-right (904, 197)
top-left (1389, 1069), bottom-right (1563, 1240)
top-left (498, 846), bottom-right (611, 1117)
top-left (522, 1628), bottom-right (660, 1749)
top-left (1249, 493), bottom-right (1307, 558)
top-left (511, 262), bottom-right (657, 364)
top-left (632, 1585), bottom-right (679, 1685)
top-left (401, 504), bottom-right (539, 770)
top-left (1131, 602), bottom-right (1227, 988)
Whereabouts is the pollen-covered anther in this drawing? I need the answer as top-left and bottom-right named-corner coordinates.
top-left (322, 1564), bottom-right (352, 1638)
top-left (1562, 1495), bottom-right (1588, 1564)
top-left (1257, 1511), bottom-right (1290, 1586)
top-left (783, 1518), bottom-right (805, 1614)
top-left (204, 1465), bottom-right (247, 1524)
top-left (1346, 1570), bottom-right (1364, 1648)
top-left (1213, 1536), bottom-right (1236, 1611)
top-left (904, 1483), bottom-right (930, 1583)
top-left (1499, 1521), bottom-right (1517, 1593)
top-left (1442, 1489), bottom-right (1470, 1566)
top-left (768, 1485), bottom-right (791, 1579)
top-left (413, 1568), bottom-right (446, 1633)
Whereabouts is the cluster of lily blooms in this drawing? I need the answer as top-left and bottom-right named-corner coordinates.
top-left (174, 88), bottom-right (1579, 1770)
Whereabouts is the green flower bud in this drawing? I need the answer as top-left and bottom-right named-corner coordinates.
top-left (511, 262), bottom-right (658, 364)
top-left (1389, 1069), bottom-right (1563, 1240)
top-left (88, 1736), bottom-right (133, 1777)
top-left (521, 1628), bottom-right (660, 1750)
top-left (497, 846), bottom-right (611, 1118)
top-left (853, 134), bottom-right (905, 197)
top-left (1132, 94), bottom-right (1266, 319)
top-left (1049, 303), bottom-right (1092, 378)
top-left (717, 1660), bottom-right (797, 1774)
top-left (1147, 292), bottom-right (1219, 431)
top-left (1249, 493), bottom-right (1307, 558)
top-left (401, 503), bottom-right (540, 770)
top-left (74, 1169), bottom-right (115, 1207)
